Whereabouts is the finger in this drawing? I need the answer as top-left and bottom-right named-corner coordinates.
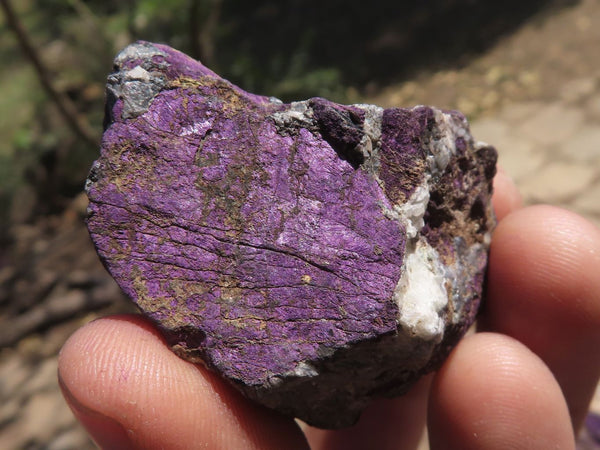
top-left (491, 166), bottom-right (522, 221)
top-left (428, 332), bottom-right (575, 450)
top-left (481, 205), bottom-right (600, 430)
top-left (58, 315), bottom-right (308, 450)
top-left (303, 375), bottom-right (431, 450)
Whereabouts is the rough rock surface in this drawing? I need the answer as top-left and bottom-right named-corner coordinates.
top-left (86, 41), bottom-right (497, 428)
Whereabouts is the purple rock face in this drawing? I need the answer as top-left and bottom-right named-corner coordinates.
top-left (86, 41), bottom-right (497, 428)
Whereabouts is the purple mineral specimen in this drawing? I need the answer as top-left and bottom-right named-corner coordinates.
top-left (86, 41), bottom-right (497, 428)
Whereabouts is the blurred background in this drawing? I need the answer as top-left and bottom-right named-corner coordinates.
top-left (0, 0), bottom-right (599, 448)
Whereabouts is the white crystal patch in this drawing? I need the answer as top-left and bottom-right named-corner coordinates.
top-left (394, 239), bottom-right (448, 342)
top-left (392, 185), bottom-right (430, 240)
top-left (285, 361), bottom-right (319, 378)
top-left (125, 65), bottom-right (151, 81)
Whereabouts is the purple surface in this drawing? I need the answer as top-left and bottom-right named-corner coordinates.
top-left (87, 41), bottom-right (497, 428)
top-left (586, 412), bottom-right (600, 443)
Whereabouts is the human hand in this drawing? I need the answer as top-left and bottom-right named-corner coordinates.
top-left (58, 169), bottom-right (600, 449)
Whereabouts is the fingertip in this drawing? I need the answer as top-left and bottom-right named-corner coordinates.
top-left (492, 167), bottom-right (522, 221)
top-left (428, 333), bottom-right (575, 450)
top-left (486, 205), bottom-right (600, 331)
top-left (483, 206), bottom-right (600, 428)
top-left (59, 371), bottom-right (133, 450)
top-left (58, 315), bottom-right (308, 450)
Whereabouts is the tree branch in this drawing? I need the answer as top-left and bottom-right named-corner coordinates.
top-left (189, 0), bottom-right (203, 60)
top-left (0, 0), bottom-right (98, 147)
top-left (189, 0), bottom-right (222, 66)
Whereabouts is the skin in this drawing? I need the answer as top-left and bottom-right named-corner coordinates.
top-left (58, 169), bottom-right (600, 449)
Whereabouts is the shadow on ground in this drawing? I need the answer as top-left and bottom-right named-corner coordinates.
top-left (192, 0), bottom-right (579, 100)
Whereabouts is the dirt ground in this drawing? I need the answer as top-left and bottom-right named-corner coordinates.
top-left (1, 0), bottom-right (599, 448)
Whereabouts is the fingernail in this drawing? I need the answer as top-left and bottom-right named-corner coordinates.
top-left (59, 375), bottom-right (133, 449)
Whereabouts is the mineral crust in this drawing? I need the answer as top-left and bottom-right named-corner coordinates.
top-left (86, 41), bottom-right (497, 428)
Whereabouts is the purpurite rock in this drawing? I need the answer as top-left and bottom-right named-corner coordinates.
top-left (86, 41), bottom-right (497, 428)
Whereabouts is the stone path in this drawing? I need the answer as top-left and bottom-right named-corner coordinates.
top-left (1, 1), bottom-right (599, 449)
top-left (471, 81), bottom-right (600, 227)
